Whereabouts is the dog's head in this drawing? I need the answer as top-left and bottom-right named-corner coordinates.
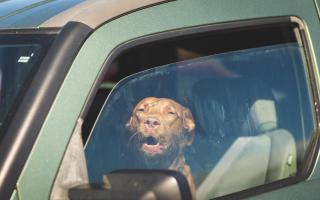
top-left (126, 97), bottom-right (195, 158)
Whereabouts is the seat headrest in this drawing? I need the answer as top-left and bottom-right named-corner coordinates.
top-left (242, 99), bottom-right (277, 134)
top-left (192, 77), bottom-right (276, 137)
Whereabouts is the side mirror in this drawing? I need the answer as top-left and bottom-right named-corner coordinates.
top-left (68, 169), bottom-right (192, 200)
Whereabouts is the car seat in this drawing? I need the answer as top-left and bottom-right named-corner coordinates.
top-left (191, 78), bottom-right (297, 199)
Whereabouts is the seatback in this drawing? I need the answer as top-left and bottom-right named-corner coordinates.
top-left (196, 100), bottom-right (297, 199)
top-left (265, 129), bottom-right (297, 183)
top-left (247, 98), bottom-right (297, 182)
top-left (196, 135), bottom-right (271, 200)
top-left (192, 78), bottom-right (297, 199)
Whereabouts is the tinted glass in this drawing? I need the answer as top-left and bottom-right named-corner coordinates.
top-left (0, 33), bottom-right (55, 135)
top-left (85, 38), bottom-right (314, 198)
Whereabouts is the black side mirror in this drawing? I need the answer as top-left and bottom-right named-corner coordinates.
top-left (68, 169), bottom-right (192, 200)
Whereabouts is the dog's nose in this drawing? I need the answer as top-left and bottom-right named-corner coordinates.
top-left (144, 118), bottom-right (160, 129)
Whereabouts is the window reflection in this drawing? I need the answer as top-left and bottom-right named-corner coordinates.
top-left (85, 43), bottom-right (314, 199)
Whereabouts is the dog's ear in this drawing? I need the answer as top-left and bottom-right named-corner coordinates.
top-left (182, 108), bottom-right (195, 132)
top-left (182, 108), bottom-right (195, 146)
top-left (126, 115), bottom-right (138, 131)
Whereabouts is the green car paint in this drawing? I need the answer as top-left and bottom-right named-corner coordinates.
top-left (1, 0), bottom-right (319, 199)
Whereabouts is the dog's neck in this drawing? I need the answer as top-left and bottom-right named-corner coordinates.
top-left (169, 154), bottom-right (186, 173)
top-left (169, 154), bottom-right (196, 198)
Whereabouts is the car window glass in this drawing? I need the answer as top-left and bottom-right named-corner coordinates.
top-left (85, 33), bottom-right (314, 199)
top-left (0, 34), bottom-right (55, 135)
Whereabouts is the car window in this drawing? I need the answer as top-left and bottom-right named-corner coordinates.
top-left (85, 41), bottom-right (314, 198)
top-left (0, 33), bottom-right (55, 135)
top-left (54, 20), bottom-right (316, 199)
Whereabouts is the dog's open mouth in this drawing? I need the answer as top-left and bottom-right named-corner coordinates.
top-left (141, 136), bottom-right (167, 155)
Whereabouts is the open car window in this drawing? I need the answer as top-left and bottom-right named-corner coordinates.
top-left (85, 40), bottom-right (314, 199)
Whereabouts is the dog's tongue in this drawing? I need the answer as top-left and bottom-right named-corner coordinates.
top-left (146, 136), bottom-right (158, 145)
top-left (142, 136), bottom-right (162, 155)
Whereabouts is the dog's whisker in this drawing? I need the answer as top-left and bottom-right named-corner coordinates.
top-left (127, 132), bottom-right (139, 146)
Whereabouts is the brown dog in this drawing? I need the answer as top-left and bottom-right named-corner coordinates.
top-left (126, 97), bottom-right (196, 196)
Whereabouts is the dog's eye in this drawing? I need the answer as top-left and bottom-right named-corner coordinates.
top-left (168, 111), bottom-right (176, 115)
top-left (137, 108), bottom-right (144, 112)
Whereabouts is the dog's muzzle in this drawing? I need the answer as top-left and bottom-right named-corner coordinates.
top-left (144, 118), bottom-right (161, 129)
top-left (145, 136), bottom-right (158, 145)
top-left (139, 135), bottom-right (168, 156)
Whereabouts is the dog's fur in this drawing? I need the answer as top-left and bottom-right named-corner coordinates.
top-left (126, 97), bottom-right (196, 196)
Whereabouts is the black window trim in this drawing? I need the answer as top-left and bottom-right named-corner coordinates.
top-left (80, 16), bottom-right (320, 200)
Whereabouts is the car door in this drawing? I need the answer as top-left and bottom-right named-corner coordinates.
top-left (13, 0), bottom-right (320, 199)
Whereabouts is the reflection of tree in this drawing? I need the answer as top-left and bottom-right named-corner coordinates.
top-left (177, 48), bottom-right (241, 78)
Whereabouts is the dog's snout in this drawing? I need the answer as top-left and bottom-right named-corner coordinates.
top-left (144, 118), bottom-right (161, 129)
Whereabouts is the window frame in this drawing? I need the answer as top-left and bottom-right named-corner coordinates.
top-left (0, 22), bottom-right (93, 200)
top-left (80, 16), bottom-right (320, 199)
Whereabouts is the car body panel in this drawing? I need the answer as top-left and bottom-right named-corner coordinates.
top-left (313, 0), bottom-right (320, 180)
top-left (310, 139), bottom-right (320, 179)
top-left (315, 0), bottom-right (320, 17)
top-left (40, 0), bottom-right (167, 29)
top-left (249, 178), bottom-right (320, 199)
top-left (0, 0), bottom-right (85, 29)
top-left (8, 0), bottom-right (320, 199)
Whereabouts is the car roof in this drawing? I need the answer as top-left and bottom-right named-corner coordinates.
top-left (0, 0), bottom-right (85, 29)
top-left (0, 0), bottom-right (165, 29)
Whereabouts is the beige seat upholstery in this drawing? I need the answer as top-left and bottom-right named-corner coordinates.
top-left (265, 129), bottom-right (296, 183)
top-left (196, 135), bottom-right (271, 199)
top-left (196, 99), bottom-right (297, 199)
top-left (248, 100), bottom-right (297, 182)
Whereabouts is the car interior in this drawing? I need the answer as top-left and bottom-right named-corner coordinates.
top-left (76, 23), bottom-right (315, 199)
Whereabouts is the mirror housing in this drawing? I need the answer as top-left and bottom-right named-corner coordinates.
top-left (68, 169), bottom-right (192, 200)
